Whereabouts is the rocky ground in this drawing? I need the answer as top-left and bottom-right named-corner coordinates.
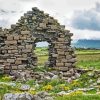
top-left (1, 67), bottom-right (100, 100)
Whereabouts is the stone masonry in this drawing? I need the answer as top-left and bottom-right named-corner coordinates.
top-left (0, 7), bottom-right (77, 80)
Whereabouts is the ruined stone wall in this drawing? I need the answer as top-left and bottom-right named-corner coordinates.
top-left (0, 29), bottom-right (36, 74)
top-left (0, 7), bottom-right (77, 80)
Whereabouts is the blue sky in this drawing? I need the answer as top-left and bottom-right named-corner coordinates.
top-left (0, 0), bottom-right (100, 42)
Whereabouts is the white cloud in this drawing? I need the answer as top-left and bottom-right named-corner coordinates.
top-left (0, 0), bottom-right (100, 40)
top-left (67, 26), bottom-right (100, 40)
top-left (0, 0), bottom-right (98, 27)
top-left (35, 0), bottom-right (98, 24)
top-left (69, 2), bottom-right (100, 31)
top-left (0, 0), bottom-right (37, 28)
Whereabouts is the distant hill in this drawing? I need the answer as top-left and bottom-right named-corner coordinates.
top-left (36, 39), bottom-right (100, 49)
top-left (72, 39), bottom-right (100, 49)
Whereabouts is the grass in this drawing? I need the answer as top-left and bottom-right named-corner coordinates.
top-left (75, 49), bottom-right (100, 69)
top-left (35, 47), bottom-right (100, 70)
top-left (75, 49), bottom-right (100, 55)
top-left (34, 47), bottom-right (48, 65)
top-left (37, 56), bottom-right (48, 65)
top-left (55, 95), bottom-right (100, 100)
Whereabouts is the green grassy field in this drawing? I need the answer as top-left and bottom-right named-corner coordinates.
top-left (55, 95), bottom-right (100, 100)
top-left (75, 49), bottom-right (100, 69)
top-left (34, 47), bottom-right (49, 66)
top-left (35, 47), bottom-right (100, 70)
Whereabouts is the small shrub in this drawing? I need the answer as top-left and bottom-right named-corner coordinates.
top-left (2, 76), bottom-right (12, 82)
top-left (43, 85), bottom-right (53, 91)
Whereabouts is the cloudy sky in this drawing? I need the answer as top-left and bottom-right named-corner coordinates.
top-left (0, 0), bottom-right (100, 41)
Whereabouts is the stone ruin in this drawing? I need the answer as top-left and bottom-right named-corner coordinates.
top-left (0, 7), bottom-right (78, 80)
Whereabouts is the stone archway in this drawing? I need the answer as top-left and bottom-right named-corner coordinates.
top-left (32, 33), bottom-right (57, 68)
top-left (0, 7), bottom-right (77, 80)
top-left (34, 41), bottom-right (49, 66)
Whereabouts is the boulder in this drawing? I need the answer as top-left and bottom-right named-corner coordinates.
top-left (3, 92), bottom-right (54, 100)
top-left (3, 93), bottom-right (33, 100)
top-left (35, 92), bottom-right (54, 100)
top-left (20, 85), bottom-right (30, 91)
top-left (0, 66), bottom-right (4, 74)
top-left (57, 91), bottom-right (67, 96)
top-left (52, 75), bottom-right (59, 80)
top-left (97, 78), bottom-right (100, 84)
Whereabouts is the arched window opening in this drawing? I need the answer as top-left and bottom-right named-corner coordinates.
top-left (34, 41), bottom-right (49, 67)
